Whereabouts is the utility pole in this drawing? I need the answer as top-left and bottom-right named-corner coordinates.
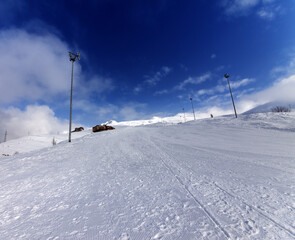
top-left (224, 74), bottom-right (237, 118)
top-left (68, 52), bottom-right (80, 143)
top-left (182, 108), bottom-right (186, 122)
top-left (190, 97), bottom-right (196, 120)
top-left (4, 130), bottom-right (7, 142)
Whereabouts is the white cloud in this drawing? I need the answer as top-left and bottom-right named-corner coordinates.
top-left (195, 78), bottom-right (254, 97)
top-left (119, 107), bottom-right (144, 121)
top-left (0, 29), bottom-right (75, 104)
top-left (0, 105), bottom-right (68, 140)
top-left (96, 102), bottom-right (148, 121)
top-left (175, 72), bottom-right (212, 90)
top-left (271, 56), bottom-right (295, 78)
top-left (144, 66), bottom-right (171, 86)
top-left (257, 8), bottom-right (274, 19)
top-left (222, 0), bottom-right (260, 15)
top-left (154, 89), bottom-right (168, 95)
top-left (221, 0), bottom-right (281, 19)
top-left (0, 28), bottom-right (115, 105)
top-left (230, 78), bottom-right (255, 88)
top-left (133, 86), bottom-right (143, 94)
top-left (234, 56), bottom-right (295, 113)
top-left (241, 75), bottom-right (295, 105)
top-left (134, 66), bottom-right (171, 93)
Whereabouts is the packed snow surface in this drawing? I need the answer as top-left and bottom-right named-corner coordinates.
top-left (0, 113), bottom-right (294, 239)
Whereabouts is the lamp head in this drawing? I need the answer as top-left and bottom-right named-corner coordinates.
top-left (69, 52), bottom-right (76, 62)
top-left (224, 73), bottom-right (230, 78)
top-left (69, 52), bottom-right (80, 62)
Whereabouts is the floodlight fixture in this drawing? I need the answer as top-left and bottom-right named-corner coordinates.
top-left (68, 52), bottom-right (80, 143)
top-left (224, 73), bottom-right (237, 118)
top-left (190, 97), bottom-right (196, 120)
top-left (69, 52), bottom-right (80, 62)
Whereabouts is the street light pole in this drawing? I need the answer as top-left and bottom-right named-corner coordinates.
top-left (182, 108), bottom-right (186, 122)
top-left (224, 74), bottom-right (237, 118)
top-left (190, 97), bottom-right (196, 120)
top-left (68, 52), bottom-right (80, 142)
top-left (4, 130), bottom-right (7, 142)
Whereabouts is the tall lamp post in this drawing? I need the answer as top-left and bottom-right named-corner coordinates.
top-left (190, 97), bottom-right (196, 120)
top-left (68, 52), bottom-right (80, 142)
top-left (224, 74), bottom-right (237, 118)
top-left (182, 108), bottom-right (186, 122)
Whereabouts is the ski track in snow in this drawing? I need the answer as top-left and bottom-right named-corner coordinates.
top-left (150, 136), bottom-right (295, 239)
top-left (0, 113), bottom-right (295, 239)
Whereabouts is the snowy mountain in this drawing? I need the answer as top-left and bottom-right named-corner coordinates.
top-left (243, 101), bottom-right (294, 114)
top-left (0, 113), bottom-right (295, 239)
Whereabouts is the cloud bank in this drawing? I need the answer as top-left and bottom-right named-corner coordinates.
top-left (0, 105), bottom-right (68, 141)
top-left (0, 29), bottom-right (75, 104)
top-left (237, 74), bottom-right (295, 112)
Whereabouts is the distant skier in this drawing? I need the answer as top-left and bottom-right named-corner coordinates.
top-left (210, 114), bottom-right (213, 118)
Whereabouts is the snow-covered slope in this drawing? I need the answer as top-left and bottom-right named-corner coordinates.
top-left (0, 129), bottom-right (91, 157)
top-left (243, 101), bottom-right (294, 114)
top-left (0, 113), bottom-right (295, 239)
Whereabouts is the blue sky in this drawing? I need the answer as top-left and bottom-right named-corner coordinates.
top-left (0, 0), bottom-right (295, 137)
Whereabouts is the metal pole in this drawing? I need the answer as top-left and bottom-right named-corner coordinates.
top-left (68, 52), bottom-right (80, 143)
top-left (182, 108), bottom-right (186, 122)
top-left (4, 130), bottom-right (7, 142)
top-left (69, 60), bottom-right (74, 142)
top-left (225, 74), bottom-right (237, 118)
top-left (190, 98), bottom-right (196, 120)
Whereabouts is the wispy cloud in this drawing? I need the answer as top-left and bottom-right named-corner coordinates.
top-left (211, 54), bottom-right (217, 59)
top-left (257, 5), bottom-right (282, 20)
top-left (222, 0), bottom-right (259, 15)
top-left (230, 78), bottom-right (255, 88)
top-left (195, 78), bottom-right (255, 97)
top-left (271, 55), bottom-right (295, 78)
top-left (134, 66), bottom-right (172, 94)
top-left (220, 0), bottom-right (282, 20)
top-left (145, 66), bottom-right (171, 85)
top-left (175, 72), bottom-right (212, 90)
top-left (154, 89), bottom-right (169, 95)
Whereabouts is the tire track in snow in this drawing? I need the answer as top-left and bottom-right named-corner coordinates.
top-left (147, 137), bottom-right (231, 239)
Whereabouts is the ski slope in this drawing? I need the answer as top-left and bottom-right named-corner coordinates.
top-left (0, 113), bottom-right (294, 239)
